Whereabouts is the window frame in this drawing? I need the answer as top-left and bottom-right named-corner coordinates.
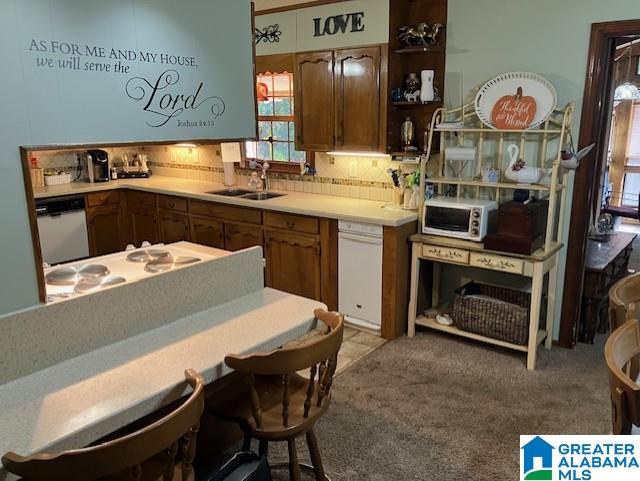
top-left (242, 55), bottom-right (314, 174)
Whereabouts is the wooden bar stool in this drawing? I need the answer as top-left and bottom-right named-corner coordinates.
top-left (209, 309), bottom-right (344, 481)
top-left (2, 369), bottom-right (205, 481)
top-left (609, 272), bottom-right (640, 332)
top-left (604, 319), bottom-right (640, 434)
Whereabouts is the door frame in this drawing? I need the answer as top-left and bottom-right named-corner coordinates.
top-left (560, 19), bottom-right (640, 347)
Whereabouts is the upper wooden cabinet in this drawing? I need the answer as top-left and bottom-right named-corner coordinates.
top-left (294, 46), bottom-right (386, 153)
top-left (334, 46), bottom-right (385, 152)
top-left (294, 51), bottom-right (335, 151)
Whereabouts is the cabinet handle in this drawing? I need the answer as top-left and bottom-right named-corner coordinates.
top-left (168, 202), bottom-right (175, 209)
top-left (286, 221), bottom-right (295, 229)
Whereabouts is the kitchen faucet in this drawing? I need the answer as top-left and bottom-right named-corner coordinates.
top-left (260, 161), bottom-right (270, 191)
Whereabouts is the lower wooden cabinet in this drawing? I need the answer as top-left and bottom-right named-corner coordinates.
top-left (86, 204), bottom-right (123, 256)
top-left (127, 203), bottom-right (159, 246)
top-left (190, 216), bottom-right (225, 249)
top-left (264, 229), bottom-right (322, 301)
top-left (224, 222), bottom-right (263, 252)
top-left (158, 210), bottom-right (190, 244)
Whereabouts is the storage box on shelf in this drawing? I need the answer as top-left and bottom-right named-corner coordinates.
top-left (408, 102), bottom-right (575, 370)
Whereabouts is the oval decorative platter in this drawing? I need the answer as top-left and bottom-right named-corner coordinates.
top-left (474, 72), bottom-right (557, 130)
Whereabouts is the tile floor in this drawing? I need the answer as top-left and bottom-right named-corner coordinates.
top-left (335, 327), bottom-right (387, 374)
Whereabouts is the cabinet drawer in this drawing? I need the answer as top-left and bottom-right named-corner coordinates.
top-left (86, 190), bottom-right (120, 207)
top-left (127, 190), bottom-right (156, 207)
top-left (158, 195), bottom-right (188, 213)
top-left (264, 211), bottom-right (318, 234)
top-left (469, 253), bottom-right (524, 274)
top-left (189, 200), bottom-right (262, 225)
top-left (422, 245), bottom-right (469, 264)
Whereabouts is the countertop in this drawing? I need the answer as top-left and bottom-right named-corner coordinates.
top-left (32, 176), bottom-right (417, 227)
top-left (0, 288), bottom-right (322, 470)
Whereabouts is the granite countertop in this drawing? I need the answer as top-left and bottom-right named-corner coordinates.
top-left (32, 176), bottom-right (417, 227)
top-left (0, 288), bottom-right (322, 471)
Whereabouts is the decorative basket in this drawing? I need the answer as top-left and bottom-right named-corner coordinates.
top-left (44, 173), bottom-right (72, 186)
top-left (452, 281), bottom-right (531, 345)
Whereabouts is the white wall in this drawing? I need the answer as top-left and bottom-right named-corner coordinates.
top-left (0, 0), bottom-right (255, 315)
top-left (446, 0), bottom-right (640, 338)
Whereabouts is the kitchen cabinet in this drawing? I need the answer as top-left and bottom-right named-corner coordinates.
top-left (127, 203), bottom-right (159, 246)
top-left (85, 191), bottom-right (124, 256)
top-left (334, 46), bottom-right (385, 152)
top-left (158, 210), bottom-right (190, 244)
top-left (224, 222), bottom-right (263, 252)
top-left (265, 229), bottom-right (322, 301)
top-left (86, 204), bottom-right (123, 256)
top-left (294, 46), bottom-right (386, 152)
top-left (190, 216), bottom-right (225, 249)
top-left (294, 51), bottom-right (335, 151)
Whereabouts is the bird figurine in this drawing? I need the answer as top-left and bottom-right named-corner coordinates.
top-left (560, 142), bottom-right (595, 169)
top-left (504, 144), bottom-right (551, 184)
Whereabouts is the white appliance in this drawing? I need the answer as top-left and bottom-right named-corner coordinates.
top-left (422, 197), bottom-right (497, 242)
top-left (338, 221), bottom-right (383, 333)
top-left (36, 196), bottom-right (90, 265)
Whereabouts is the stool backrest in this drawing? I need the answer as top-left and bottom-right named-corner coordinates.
top-left (224, 309), bottom-right (344, 430)
top-left (604, 320), bottom-right (640, 434)
top-left (2, 369), bottom-right (205, 481)
top-left (609, 273), bottom-right (640, 332)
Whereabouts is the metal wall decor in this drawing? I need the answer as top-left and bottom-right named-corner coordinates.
top-left (255, 24), bottom-right (282, 44)
top-left (397, 23), bottom-right (444, 48)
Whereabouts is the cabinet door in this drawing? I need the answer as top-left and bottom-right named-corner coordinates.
top-left (264, 229), bottom-right (321, 301)
top-left (294, 51), bottom-right (335, 151)
top-left (159, 210), bottom-right (191, 244)
top-left (334, 46), bottom-right (383, 152)
top-left (225, 222), bottom-right (263, 252)
top-left (128, 204), bottom-right (159, 246)
top-left (86, 205), bottom-right (123, 256)
top-left (190, 216), bottom-right (225, 249)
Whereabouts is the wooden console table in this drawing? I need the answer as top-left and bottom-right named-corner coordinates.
top-left (407, 234), bottom-right (562, 370)
top-left (579, 232), bottom-right (636, 343)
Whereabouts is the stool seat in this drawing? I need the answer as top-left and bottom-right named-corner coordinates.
top-left (211, 374), bottom-right (331, 440)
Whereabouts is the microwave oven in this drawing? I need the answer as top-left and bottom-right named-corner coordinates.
top-left (422, 197), bottom-right (497, 242)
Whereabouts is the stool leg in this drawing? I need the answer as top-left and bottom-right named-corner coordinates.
top-left (287, 439), bottom-right (302, 481)
top-left (306, 429), bottom-right (326, 481)
top-left (259, 440), bottom-right (268, 457)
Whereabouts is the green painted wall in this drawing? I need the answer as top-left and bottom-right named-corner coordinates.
top-left (445, 0), bottom-right (640, 339)
top-left (0, 0), bottom-right (255, 316)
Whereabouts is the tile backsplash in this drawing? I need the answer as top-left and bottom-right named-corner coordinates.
top-left (30, 145), bottom-right (420, 202)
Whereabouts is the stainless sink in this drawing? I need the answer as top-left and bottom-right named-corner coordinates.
top-left (241, 192), bottom-right (285, 201)
top-left (206, 188), bottom-right (254, 197)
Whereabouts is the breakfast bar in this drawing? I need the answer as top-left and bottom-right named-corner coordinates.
top-left (0, 246), bottom-right (324, 479)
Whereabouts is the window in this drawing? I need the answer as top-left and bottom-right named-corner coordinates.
top-left (245, 71), bottom-right (309, 169)
top-left (617, 101), bottom-right (640, 205)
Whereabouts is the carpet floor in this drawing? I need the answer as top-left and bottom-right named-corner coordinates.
top-left (266, 330), bottom-right (610, 481)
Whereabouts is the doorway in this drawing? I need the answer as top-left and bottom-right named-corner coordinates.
top-left (560, 20), bottom-right (640, 347)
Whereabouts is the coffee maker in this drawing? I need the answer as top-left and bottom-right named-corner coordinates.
top-left (82, 149), bottom-right (110, 183)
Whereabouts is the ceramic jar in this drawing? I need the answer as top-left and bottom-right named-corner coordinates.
top-left (420, 70), bottom-right (435, 103)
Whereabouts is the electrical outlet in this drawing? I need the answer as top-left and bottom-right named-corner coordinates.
top-left (372, 159), bottom-right (378, 167)
top-left (349, 161), bottom-right (357, 178)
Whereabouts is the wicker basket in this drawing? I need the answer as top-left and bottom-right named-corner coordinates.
top-left (452, 281), bottom-right (530, 345)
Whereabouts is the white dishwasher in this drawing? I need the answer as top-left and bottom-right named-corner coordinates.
top-left (338, 220), bottom-right (383, 333)
top-left (36, 196), bottom-right (90, 265)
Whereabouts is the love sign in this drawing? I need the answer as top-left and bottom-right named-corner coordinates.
top-left (313, 12), bottom-right (365, 37)
top-left (491, 87), bottom-right (537, 130)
